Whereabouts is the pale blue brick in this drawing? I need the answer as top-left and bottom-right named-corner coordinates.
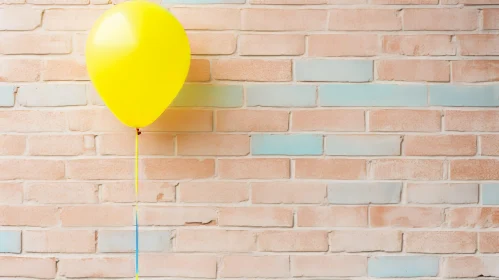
top-left (328, 182), bottom-right (402, 204)
top-left (320, 84), bottom-right (427, 107)
top-left (368, 256), bottom-right (439, 278)
top-left (98, 230), bottom-right (171, 252)
top-left (482, 183), bottom-right (499, 205)
top-left (326, 135), bottom-right (401, 156)
top-left (163, 0), bottom-right (244, 4)
top-left (295, 60), bottom-right (373, 82)
top-left (0, 86), bottom-right (16, 107)
top-left (252, 134), bottom-right (323, 155)
top-left (246, 84), bottom-right (316, 107)
top-left (17, 84), bottom-right (87, 107)
top-left (430, 85), bottom-right (499, 107)
top-left (172, 84), bottom-right (243, 107)
top-left (0, 231), bottom-right (21, 253)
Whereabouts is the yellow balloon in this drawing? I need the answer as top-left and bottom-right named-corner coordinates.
top-left (86, 0), bottom-right (190, 128)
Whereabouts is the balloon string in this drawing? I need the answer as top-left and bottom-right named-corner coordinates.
top-left (135, 128), bottom-right (140, 280)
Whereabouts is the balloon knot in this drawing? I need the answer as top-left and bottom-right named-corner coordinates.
top-left (136, 128), bottom-right (141, 135)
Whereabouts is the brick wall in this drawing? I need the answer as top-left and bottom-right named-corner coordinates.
top-left (0, 0), bottom-right (499, 278)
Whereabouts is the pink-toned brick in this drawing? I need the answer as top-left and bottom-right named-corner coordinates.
top-left (370, 206), bottom-right (444, 227)
top-left (61, 206), bottom-right (132, 227)
top-left (309, 34), bottom-right (378, 57)
top-left (66, 159), bottom-right (133, 180)
top-left (297, 206), bottom-right (368, 227)
top-left (26, 183), bottom-right (98, 204)
top-left (73, 33), bottom-right (87, 55)
top-left (177, 134), bottom-right (249, 156)
top-left (143, 159), bottom-right (215, 180)
top-left (445, 110), bottom-right (499, 132)
top-left (329, 230), bottom-right (402, 252)
top-left (97, 133), bottom-right (174, 156)
top-left (170, 7), bottom-right (240, 30)
top-left (479, 232), bottom-right (499, 253)
top-left (251, 0), bottom-right (326, 3)
top-left (0, 33), bottom-right (71, 54)
top-left (458, 35), bottom-right (499, 56)
top-left (291, 255), bottom-right (367, 277)
top-left (212, 59), bottom-right (292, 82)
top-left (219, 158), bottom-right (290, 179)
top-left (216, 110), bottom-right (289, 132)
top-left (101, 182), bottom-right (175, 203)
top-left (0, 111), bottom-right (65, 132)
top-left (175, 229), bottom-right (256, 252)
top-left (447, 207), bottom-right (499, 228)
top-left (186, 59), bottom-right (210, 82)
top-left (404, 135), bottom-right (476, 156)
top-left (140, 206), bottom-right (217, 226)
top-left (484, 9), bottom-right (499, 30)
top-left (382, 35), bottom-right (455, 56)
top-left (43, 9), bottom-right (105, 31)
top-left (252, 182), bottom-right (326, 204)
top-left (406, 231), bottom-right (477, 253)
top-left (329, 9), bottom-right (401, 30)
top-left (140, 254), bottom-right (217, 278)
top-left (371, 159), bottom-right (444, 180)
top-left (0, 159), bottom-right (64, 180)
top-left (242, 9), bottom-right (327, 31)
top-left (370, 109), bottom-right (441, 132)
top-left (0, 59), bottom-right (41, 82)
top-left (221, 256), bottom-right (289, 278)
top-left (0, 206), bottom-right (59, 226)
top-left (28, 135), bottom-right (92, 156)
top-left (292, 110), bottom-right (365, 131)
top-left (43, 58), bottom-right (87, 81)
top-left (240, 34), bottom-right (305, 56)
top-left (0, 7), bottom-right (42, 31)
top-left (0, 183), bottom-right (23, 204)
top-left (481, 135), bottom-right (499, 155)
top-left (188, 32), bottom-right (236, 55)
top-left (452, 60), bottom-right (499, 82)
top-left (443, 257), bottom-right (499, 277)
top-left (404, 8), bottom-right (478, 30)
top-left (373, 0), bottom-right (437, 3)
top-left (0, 257), bottom-right (56, 279)
top-left (377, 60), bottom-right (450, 82)
top-left (24, 230), bottom-right (95, 253)
top-left (295, 159), bottom-right (366, 179)
top-left (0, 135), bottom-right (25, 155)
top-left (451, 159), bottom-right (499, 180)
top-left (179, 182), bottom-right (249, 203)
top-left (258, 231), bottom-right (328, 252)
top-left (59, 258), bottom-right (133, 278)
top-left (219, 207), bottom-right (293, 227)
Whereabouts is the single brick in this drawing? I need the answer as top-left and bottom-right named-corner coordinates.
top-left (445, 110), bottom-right (499, 132)
top-left (43, 58), bottom-right (88, 81)
top-left (371, 159), bottom-right (444, 180)
top-left (221, 256), bottom-right (289, 278)
top-left (295, 59), bottom-right (373, 82)
top-left (142, 159), bottom-right (215, 180)
top-left (296, 159), bottom-right (366, 179)
top-left (0, 231), bottom-right (21, 253)
top-left (458, 34), bottom-right (499, 56)
top-left (329, 230), bottom-right (402, 252)
top-left (252, 134), bottom-right (323, 155)
top-left (26, 182), bottom-right (98, 204)
top-left (368, 256), bottom-right (439, 277)
top-left (213, 59), bottom-right (292, 82)
top-left (66, 159), bottom-right (133, 180)
top-left (369, 109), bottom-right (441, 132)
top-left (404, 8), bottom-right (477, 30)
top-left (292, 109), bottom-right (365, 131)
top-left (258, 231), bottom-right (328, 252)
top-left (179, 182), bottom-right (249, 203)
top-left (216, 110), bottom-right (289, 132)
top-left (219, 207), bottom-right (293, 227)
top-left (24, 230), bottom-right (95, 253)
top-left (439, 86), bottom-right (499, 106)
top-left (98, 230), bottom-right (171, 252)
top-left (382, 35), bottom-right (455, 56)
top-left (447, 207), bottom-right (499, 228)
top-left (443, 257), bottom-right (499, 277)
top-left (0, 206), bottom-right (59, 227)
top-left (240, 34), bottom-right (305, 56)
top-left (482, 184), bottom-right (499, 205)
top-left (329, 9), bottom-right (401, 30)
top-left (403, 135), bottom-right (477, 156)
top-left (406, 231), bottom-right (476, 253)
top-left (0, 34), bottom-right (71, 54)
top-left (140, 206), bottom-right (217, 226)
top-left (170, 7), bottom-right (240, 30)
top-left (59, 258), bottom-right (133, 278)
top-left (291, 255), bottom-right (367, 277)
top-left (101, 182), bottom-right (175, 203)
top-left (0, 257), bottom-right (56, 279)
top-left (0, 7), bottom-right (42, 30)
top-left (252, 182), bottom-right (326, 204)
top-left (319, 84), bottom-right (427, 107)
top-left (177, 134), bottom-right (250, 156)
top-left (370, 206), bottom-right (444, 227)
top-left (377, 60), bottom-right (450, 82)
top-left (187, 32), bottom-right (236, 55)
top-left (60, 206), bottom-right (132, 227)
top-left (308, 34), bottom-right (378, 57)
top-left (0, 135), bottom-right (25, 156)
top-left (481, 135), bottom-right (499, 155)
top-left (43, 9), bottom-right (105, 31)
top-left (407, 183), bottom-right (478, 204)
top-left (0, 159), bottom-right (64, 180)
top-left (0, 86), bottom-right (15, 107)
top-left (0, 59), bottom-right (41, 82)
top-left (98, 133), bottom-right (174, 156)
top-left (297, 206), bottom-right (368, 227)
top-left (140, 255), bottom-right (217, 278)
top-left (246, 84), bottom-right (316, 107)
top-left (484, 9), bottom-right (499, 30)
top-left (479, 232), bottom-right (499, 253)
top-left (218, 158), bottom-right (290, 179)
top-left (176, 229), bottom-right (256, 252)
top-left (163, 0), bottom-right (244, 3)
top-left (0, 183), bottom-right (23, 204)
top-left (326, 135), bottom-right (401, 156)
top-left (451, 159), bottom-right (499, 180)
top-left (328, 182), bottom-right (402, 204)
top-left (242, 9), bottom-right (327, 31)
top-left (29, 135), bottom-right (92, 156)
top-left (251, 0), bottom-right (326, 3)
top-left (452, 60), bottom-right (499, 82)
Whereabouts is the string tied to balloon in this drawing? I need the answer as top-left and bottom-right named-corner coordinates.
top-left (135, 128), bottom-right (140, 280)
